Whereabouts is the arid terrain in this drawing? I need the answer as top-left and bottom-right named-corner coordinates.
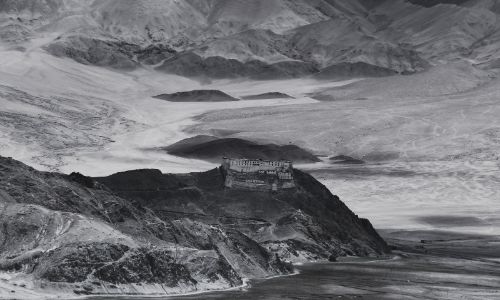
top-left (84, 231), bottom-right (500, 300)
top-left (1, 0), bottom-right (500, 299)
top-left (189, 71), bottom-right (500, 234)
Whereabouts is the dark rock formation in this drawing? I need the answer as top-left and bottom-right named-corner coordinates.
top-left (163, 135), bottom-right (320, 163)
top-left (68, 172), bottom-right (96, 188)
top-left (136, 44), bottom-right (177, 65)
top-left (407, 0), bottom-right (470, 7)
top-left (95, 166), bottom-right (390, 260)
top-left (45, 35), bottom-right (177, 70)
top-left (34, 243), bottom-right (130, 283)
top-left (46, 36), bottom-right (140, 70)
top-left (241, 92), bottom-right (295, 100)
top-left (156, 53), bottom-right (319, 80)
top-left (329, 155), bottom-right (365, 165)
top-left (315, 62), bottom-right (397, 79)
top-left (153, 90), bottom-right (238, 102)
top-left (92, 248), bottom-right (196, 285)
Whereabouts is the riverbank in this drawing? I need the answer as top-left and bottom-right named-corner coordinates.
top-left (71, 229), bottom-right (500, 300)
top-left (150, 231), bottom-right (500, 300)
top-left (6, 234), bottom-right (497, 300)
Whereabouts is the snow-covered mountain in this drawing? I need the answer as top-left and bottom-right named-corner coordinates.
top-left (2, 0), bottom-right (500, 78)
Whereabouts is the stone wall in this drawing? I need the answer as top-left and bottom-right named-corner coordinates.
top-left (222, 158), bottom-right (295, 191)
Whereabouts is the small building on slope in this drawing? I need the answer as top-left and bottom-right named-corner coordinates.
top-left (222, 157), bottom-right (295, 191)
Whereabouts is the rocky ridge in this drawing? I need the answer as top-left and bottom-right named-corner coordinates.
top-left (0, 155), bottom-right (388, 297)
top-left (3, 0), bottom-right (500, 78)
top-left (153, 90), bottom-right (238, 102)
top-left (241, 92), bottom-right (295, 100)
top-left (163, 135), bottom-right (320, 163)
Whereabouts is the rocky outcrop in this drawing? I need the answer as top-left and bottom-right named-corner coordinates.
top-left (0, 155), bottom-right (387, 297)
top-left (162, 135), bottom-right (320, 163)
top-left (407, 0), bottom-right (470, 7)
top-left (329, 155), bottom-right (365, 165)
top-left (153, 90), bottom-right (238, 102)
top-left (241, 92), bottom-right (294, 100)
top-left (46, 35), bottom-right (140, 70)
top-left (45, 35), bottom-right (177, 70)
top-left (96, 165), bottom-right (390, 259)
top-left (156, 52), bottom-right (318, 80)
top-left (315, 62), bottom-right (397, 79)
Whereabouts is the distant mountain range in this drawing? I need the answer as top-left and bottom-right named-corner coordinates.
top-left (2, 0), bottom-right (500, 78)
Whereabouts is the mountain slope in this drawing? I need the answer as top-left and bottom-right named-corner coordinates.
top-left (0, 0), bottom-right (500, 79)
top-left (5, 0), bottom-right (500, 78)
top-left (95, 166), bottom-right (389, 260)
top-left (0, 156), bottom-right (287, 297)
top-left (373, 0), bottom-right (498, 62)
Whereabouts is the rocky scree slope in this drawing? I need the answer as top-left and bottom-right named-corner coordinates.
top-left (0, 155), bottom-right (387, 296)
top-left (3, 0), bottom-right (500, 78)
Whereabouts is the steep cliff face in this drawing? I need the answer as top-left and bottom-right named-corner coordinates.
top-left (96, 166), bottom-right (390, 261)
top-left (0, 155), bottom-right (387, 297)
